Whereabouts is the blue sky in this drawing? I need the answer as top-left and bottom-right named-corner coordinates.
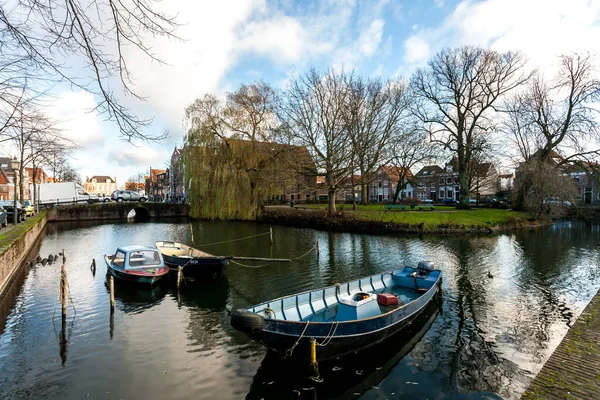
top-left (15, 0), bottom-right (600, 186)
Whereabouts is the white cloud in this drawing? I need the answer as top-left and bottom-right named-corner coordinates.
top-left (121, 1), bottom-right (256, 129)
top-left (402, 0), bottom-right (600, 73)
top-left (358, 19), bottom-right (385, 57)
top-left (46, 91), bottom-right (104, 147)
top-left (403, 36), bottom-right (430, 64)
top-left (107, 145), bottom-right (166, 168)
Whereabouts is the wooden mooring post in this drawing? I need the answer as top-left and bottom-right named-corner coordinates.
top-left (309, 337), bottom-right (320, 380)
top-left (177, 266), bottom-right (183, 288)
top-left (316, 242), bottom-right (320, 258)
top-left (270, 227), bottom-right (273, 244)
top-left (109, 275), bottom-right (115, 311)
top-left (60, 264), bottom-right (67, 317)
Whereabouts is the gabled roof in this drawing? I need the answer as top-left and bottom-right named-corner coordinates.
top-left (415, 165), bottom-right (444, 177)
top-left (0, 169), bottom-right (8, 185)
top-left (378, 165), bottom-right (413, 181)
top-left (87, 175), bottom-right (115, 183)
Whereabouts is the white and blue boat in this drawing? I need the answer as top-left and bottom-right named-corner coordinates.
top-left (231, 261), bottom-right (442, 361)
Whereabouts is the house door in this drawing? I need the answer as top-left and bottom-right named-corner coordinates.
top-left (430, 192), bottom-right (436, 201)
top-left (378, 194), bottom-right (383, 202)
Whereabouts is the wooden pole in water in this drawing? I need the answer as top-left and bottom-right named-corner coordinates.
top-left (62, 249), bottom-right (66, 264)
top-left (309, 337), bottom-right (320, 379)
top-left (316, 242), bottom-right (320, 258)
top-left (60, 264), bottom-right (67, 317)
top-left (109, 275), bottom-right (115, 311)
top-left (270, 227), bottom-right (273, 244)
top-left (177, 265), bottom-right (183, 288)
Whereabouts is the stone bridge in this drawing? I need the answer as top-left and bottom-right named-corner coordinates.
top-left (46, 202), bottom-right (190, 222)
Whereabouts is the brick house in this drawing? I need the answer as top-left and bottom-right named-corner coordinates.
top-left (25, 167), bottom-right (49, 185)
top-left (413, 165), bottom-right (453, 202)
top-left (516, 150), bottom-right (600, 204)
top-left (170, 147), bottom-right (185, 202)
top-left (369, 165), bottom-right (414, 203)
top-left (85, 175), bottom-right (117, 197)
top-left (146, 168), bottom-right (168, 202)
top-left (0, 157), bottom-right (19, 201)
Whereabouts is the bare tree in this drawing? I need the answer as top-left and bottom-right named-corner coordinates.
top-left (7, 102), bottom-right (76, 201)
top-left (514, 159), bottom-right (578, 219)
top-left (0, 0), bottom-right (179, 142)
top-left (126, 172), bottom-right (146, 191)
top-left (411, 46), bottom-right (530, 208)
top-left (278, 68), bottom-right (352, 216)
top-left (345, 76), bottom-right (410, 207)
top-left (388, 124), bottom-right (437, 203)
top-left (503, 53), bottom-right (600, 209)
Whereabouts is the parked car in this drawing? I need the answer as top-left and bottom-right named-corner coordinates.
top-left (544, 197), bottom-right (572, 207)
top-left (0, 200), bottom-right (26, 223)
top-left (22, 200), bottom-right (35, 217)
top-left (0, 205), bottom-right (8, 227)
top-left (469, 198), bottom-right (477, 204)
top-left (441, 198), bottom-right (457, 205)
top-left (111, 190), bottom-right (147, 203)
top-left (421, 198), bottom-right (434, 204)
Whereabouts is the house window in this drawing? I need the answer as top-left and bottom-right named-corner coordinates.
top-left (446, 177), bottom-right (452, 184)
top-left (448, 190), bottom-right (453, 198)
top-left (439, 178), bottom-right (444, 184)
top-left (439, 190), bottom-right (445, 198)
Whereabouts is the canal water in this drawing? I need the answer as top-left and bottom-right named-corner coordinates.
top-left (0, 219), bottom-right (599, 399)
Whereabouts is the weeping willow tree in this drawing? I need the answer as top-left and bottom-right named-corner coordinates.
top-left (183, 82), bottom-right (287, 220)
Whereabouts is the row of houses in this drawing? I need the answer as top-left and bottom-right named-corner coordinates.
top-left (0, 157), bottom-right (50, 201)
top-left (146, 146), bottom-right (516, 205)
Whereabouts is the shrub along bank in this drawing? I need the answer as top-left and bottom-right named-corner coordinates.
top-left (259, 206), bottom-right (544, 234)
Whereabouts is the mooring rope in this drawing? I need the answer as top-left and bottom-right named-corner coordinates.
top-left (194, 231), bottom-right (271, 247)
top-left (229, 259), bottom-right (271, 269)
top-left (285, 320), bottom-right (311, 357)
top-left (228, 242), bottom-right (319, 269)
top-left (316, 321), bottom-right (339, 347)
top-left (290, 243), bottom-right (318, 261)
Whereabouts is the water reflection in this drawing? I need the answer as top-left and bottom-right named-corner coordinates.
top-left (104, 275), bottom-right (170, 314)
top-left (246, 301), bottom-right (440, 400)
top-left (0, 220), bottom-right (599, 400)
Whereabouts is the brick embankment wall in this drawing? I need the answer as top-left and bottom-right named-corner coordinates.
top-left (0, 213), bottom-right (47, 298)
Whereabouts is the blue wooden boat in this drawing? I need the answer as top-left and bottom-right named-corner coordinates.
top-left (155, 241), bottom-right (228, 280)
top-left (105, 245), bottom-right (170, 286)
top-left (231, 261), bottom-right (442, 361)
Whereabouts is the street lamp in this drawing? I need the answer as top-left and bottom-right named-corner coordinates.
top-left (10, 157), bottom-right (20, 225)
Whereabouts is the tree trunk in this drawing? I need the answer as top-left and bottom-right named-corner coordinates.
top-left (458, 157), bottom-right (470, 209)
top-left (328, 188), bottom-right (337, 216)
top-left (361, 183), bottom-right (368, 205)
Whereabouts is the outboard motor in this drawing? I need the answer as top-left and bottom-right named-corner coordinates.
top-left (417, 261), bottom-right (435, 274)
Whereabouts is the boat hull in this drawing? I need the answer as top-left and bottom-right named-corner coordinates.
top-left (233, 273), bottom-right (442, 361)
top-left (162, 254), bottom-right (228, 280)
top-left (105, 257), bottom-right (169, 286)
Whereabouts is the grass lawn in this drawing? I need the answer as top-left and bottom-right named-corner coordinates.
top-left (292, 203), bottom-right (528, 229)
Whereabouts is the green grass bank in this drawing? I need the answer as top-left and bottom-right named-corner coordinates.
top-left (260, 205), bottom-right (542, 234)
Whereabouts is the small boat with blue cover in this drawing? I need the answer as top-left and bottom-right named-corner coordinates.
top-left (231, 261), bottom-right (442, 361)
top-left (105, 245), bottom-right (170, 285)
